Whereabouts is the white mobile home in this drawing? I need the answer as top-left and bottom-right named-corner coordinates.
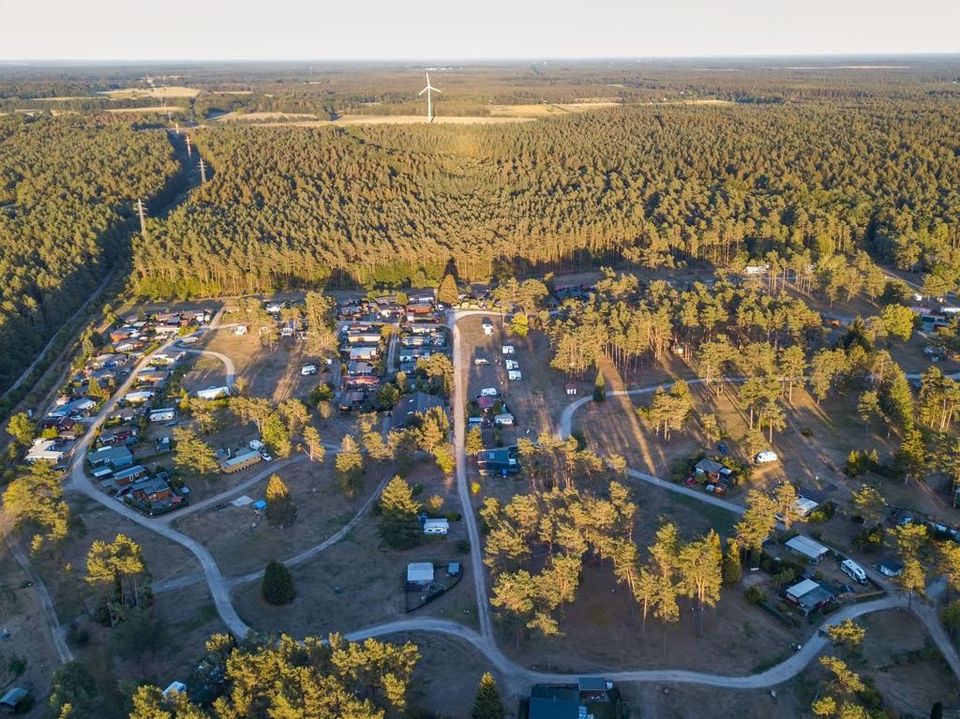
top-left (196, 386), bottom-right (230, 400)
top-left (149, 408), bottom-right (176, 423)
top-left (423, 518), bottom-right (449, 535)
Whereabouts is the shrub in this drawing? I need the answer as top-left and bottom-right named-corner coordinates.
top-left (456, 539), bottom-right (471, 554)
top-left (411, 483), bottom-right (425, 496)
top-left (262, 560), bottom-right (296, 605)
top-left (444, 511), bottom-right (462, 522)
top-left (745, 586), bottom-right (765, 605)
top-left (67, 622), bottom-right (90, 647)
top-left (8, 656), bottom-right (25, 676)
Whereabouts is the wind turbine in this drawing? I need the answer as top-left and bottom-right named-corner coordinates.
top-left (418, 73), bottom-right (441, 121)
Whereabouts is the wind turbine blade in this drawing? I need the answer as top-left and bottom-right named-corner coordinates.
top-left (419, 87), bottom-right (429, 95)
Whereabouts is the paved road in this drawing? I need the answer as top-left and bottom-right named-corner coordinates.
top-left (450, 312), bottom-right (494, 640)
top-left (346, 591), bottom-right (951, 689)
top-left (181, 347), bottom-right (236, 389)
top-left (62, 332), bottom-right (251, 638)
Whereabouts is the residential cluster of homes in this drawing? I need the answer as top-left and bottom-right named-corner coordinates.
top-left (337, 291), bottom-right (448, 413)
top-left (338, 321), bottom-right (386, 412)
top-left (397, 294), bottom-right (445, 374)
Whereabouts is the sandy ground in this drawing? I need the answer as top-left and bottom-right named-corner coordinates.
top-left (99, 86), bottom-right (200, 99)
top-left (173, 459), bottom-right (365, 576)
top-left (488, 102), bottom-right (622, 117)
top-left (212, 111), bottom-right (320, 122)
top-left (105, 106), bottom-right (186, 114)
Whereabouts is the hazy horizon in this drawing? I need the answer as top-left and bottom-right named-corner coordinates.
top-left (3, 0), bottom-right (958, 62)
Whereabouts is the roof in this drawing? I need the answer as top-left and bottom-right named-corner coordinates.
top-left (529, 687), bottom-right (582, 719)
top-left (131, 477), bottom-right (170, 496)
top-left (391, 392), bottom-right (444, 428)
top-left (89, 445), bottom-right (133, 463)
top-left (406, 562), bottom-right (434, 583)
top-left (785, 535), bottom-right (829, 560)
top-left (0, 687), bottom-right (28, 707)
top-left (786, 578), bottom-right (820, 599)
top-left (794, 497), bottom-right (820, 517)
top-left (114, 465), bottom-right (146, 481)
top-left (479, 447), bottom-right (517, 463)
top-left (695, 458), bottom-right (730, 475)
top-left (577, 676), bottom-right (607, 692)
top-left (222, 449), bottom-right (261, 467)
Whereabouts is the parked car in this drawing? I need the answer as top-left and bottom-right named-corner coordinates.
top-left (259, 450), bottom-right (273, 462)
top-left (755, 450), bottom-right (778, 464)
top-left (474, 358), bottom-right (490, 366)
top-left (301, 364), bottom-right (318, 375)
top-left (478, 387), bottom-right (499, 397)
top-left (718, 443), bottom-right (729, 455)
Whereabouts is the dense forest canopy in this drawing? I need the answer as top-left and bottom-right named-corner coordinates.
top-left (0, 115), bottom-right (178, 389)
top-left (133, 99), bottom-right (960, 296)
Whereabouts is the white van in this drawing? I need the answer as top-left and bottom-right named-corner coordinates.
top-left (479, 387), bottom-right (499, 397)
top-left (300, 364), bottom-right (318, 376)
top-left (755, 450), bottom-right (778, 464)
top-left (841, 559), bottom-right (868, 584)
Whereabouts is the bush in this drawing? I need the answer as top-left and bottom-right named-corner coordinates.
top-left (444, 511), bottom-right (462, 522)
top-left (262, 560), bottom-right (296, 605)
top-left (456, 539), bottom-right (471, 554)
top-left (67, 622), bottom-right (90, 647)
top-left (411, 483), bottom-right (425, 496)
top-left (8, 656), bottom-right (25, 676)
top-left (745, 586), bottom-right (765, 605)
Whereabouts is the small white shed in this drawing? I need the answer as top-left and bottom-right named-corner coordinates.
top-left (406, 562), bottom-right (434, 585)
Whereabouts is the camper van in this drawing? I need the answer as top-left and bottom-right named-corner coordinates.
top-left (841, 559), bottom-right (868, 584)
top-left (479, 387), bottom-right (499, 397)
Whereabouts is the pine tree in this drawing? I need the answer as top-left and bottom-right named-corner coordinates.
top-left (378, 476), bottom-right (422, 549)
top-left (437, 274), bottom-right (459, 306)
top-left (471, 672), bottom-right (505, 719)
top-left (302, 425), bottom-right (325, 463)
top-left (335, 434), bottom-right (364, 497)
top-left (6, 412), bottom-right (34, 447)
top-left (172, 427), bottom-right (219, 477)
top-left (722, 538), bottom-right (742, 585)
top-left (265, 475), bottom-right (298, 528)
top-left (593, 369), bottom-right (606, 402)
top-left (262, 560), bottom-right (296, 604)
top-left (262, 412), bottom-right (292, 458)
top-left (466, 425), bottom-right (484, 455)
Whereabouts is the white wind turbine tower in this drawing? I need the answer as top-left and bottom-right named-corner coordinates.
top-left (418, 73), bottom-right (441, 121)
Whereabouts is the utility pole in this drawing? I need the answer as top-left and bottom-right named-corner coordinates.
top-left (185, 134), bottom-right (192, 157)
top-left (135, 198), bottom-right (148, 237)
top-left (199, 157), bottom-right (207, 183)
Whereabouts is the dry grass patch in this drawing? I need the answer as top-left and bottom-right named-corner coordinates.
top-left (234, 462), bottom-right (476, 636)
top-left (174, 458), bottom-right (369, 577)
top-left (100, 86), bottom-right (199, 99)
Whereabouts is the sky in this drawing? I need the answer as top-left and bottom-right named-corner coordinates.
top-left (2, 0), bottom-right (958, 61)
